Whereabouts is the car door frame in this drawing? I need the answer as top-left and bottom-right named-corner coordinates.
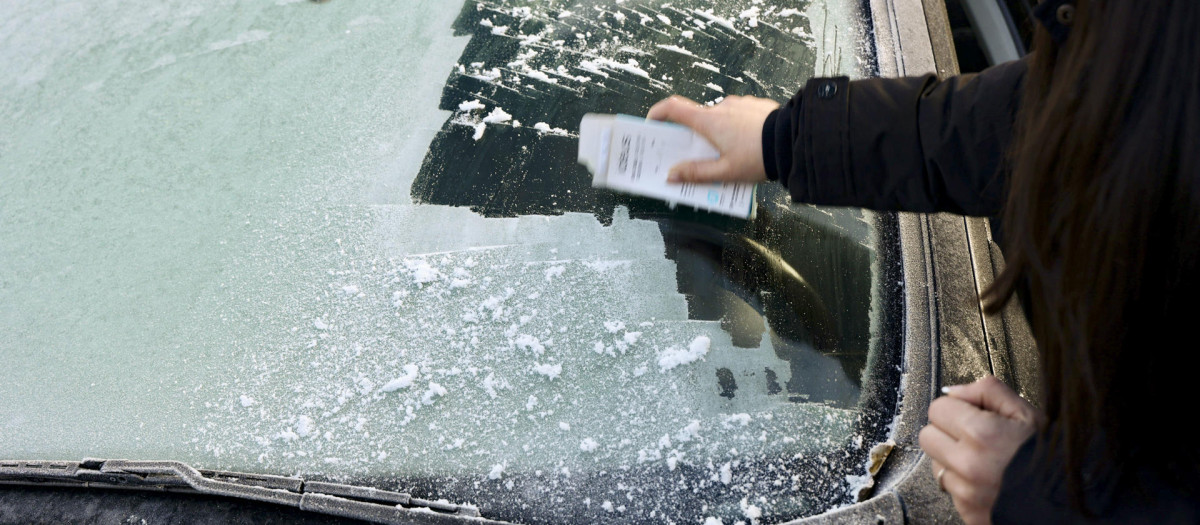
top-left (791, 0), bottom-right (1038, 523)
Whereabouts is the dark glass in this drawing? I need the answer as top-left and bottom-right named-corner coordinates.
top-left (396, 1), bottom-right (904, 521)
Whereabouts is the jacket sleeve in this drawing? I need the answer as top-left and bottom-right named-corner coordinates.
top-left (761, 58), bottom-right (1028, 216)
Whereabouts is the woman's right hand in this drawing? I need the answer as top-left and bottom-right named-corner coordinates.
top-left (919, 376), bottom-right (1041, 525)
top-left (646, 94), bottom-right (780, 184)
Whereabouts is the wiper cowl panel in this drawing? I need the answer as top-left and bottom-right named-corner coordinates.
top-left (0, 459), bottom-right (493, 524)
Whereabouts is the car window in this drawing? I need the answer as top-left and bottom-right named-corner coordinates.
top-left (0, 1), bottom-right (900, 523)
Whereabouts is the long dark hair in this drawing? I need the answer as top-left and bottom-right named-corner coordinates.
top-left (983, 0), bottom-right (1200, 509)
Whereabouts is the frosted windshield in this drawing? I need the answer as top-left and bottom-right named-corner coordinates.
top-left (0, 0), bottom-right (894, 523)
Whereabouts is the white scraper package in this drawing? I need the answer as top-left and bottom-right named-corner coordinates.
top-left (577, 114), bottom-right (757, 219)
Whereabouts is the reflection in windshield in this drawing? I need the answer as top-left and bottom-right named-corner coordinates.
top-left (0, 1), bottom-right (895, 524)
top-left (414, 0), bottom-right (875, 410)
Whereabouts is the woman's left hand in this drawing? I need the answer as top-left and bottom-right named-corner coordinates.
top-left (645, 95), bottom-right (779, 184)
top-left (918, 376), bottom-right (1041, 525)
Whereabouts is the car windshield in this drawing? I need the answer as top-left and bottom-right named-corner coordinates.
top-left (0, 0), bottom-right (900, 523)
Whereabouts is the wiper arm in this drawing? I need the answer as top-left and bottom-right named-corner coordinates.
top-left (0, 458), bottom-right (503, 525)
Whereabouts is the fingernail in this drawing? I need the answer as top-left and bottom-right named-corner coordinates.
top-left (667, 172), bottom-right (680, 183)
top-left (940, 386), bottom-right (954, 395)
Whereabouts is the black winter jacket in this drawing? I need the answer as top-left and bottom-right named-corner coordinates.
top-left (761, 57), bottom-right (1026, 217)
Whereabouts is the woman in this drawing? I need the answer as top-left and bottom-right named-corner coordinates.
top-left (647, 0), bottom-right (1200, 522)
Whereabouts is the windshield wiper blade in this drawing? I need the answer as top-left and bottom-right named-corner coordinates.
top-left (0, 458), bottom-right (505, 525)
